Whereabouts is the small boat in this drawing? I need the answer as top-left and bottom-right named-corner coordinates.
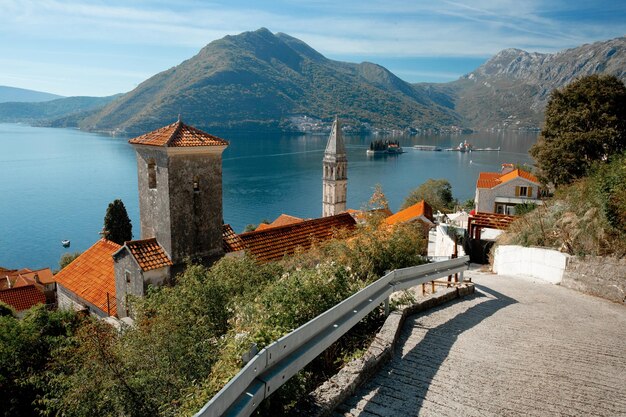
top-left (61, 240), bottom-right (71, 248)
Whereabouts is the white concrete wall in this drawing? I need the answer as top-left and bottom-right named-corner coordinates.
top-left (493, 245), bottom-right (570, 284)
top-left (434, 225), bottom-right (466, 258)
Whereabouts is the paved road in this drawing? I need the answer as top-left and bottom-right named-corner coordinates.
top-left (335, 270), bottom-right (626, 417)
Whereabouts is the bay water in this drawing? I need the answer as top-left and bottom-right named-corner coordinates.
top-left (0, 123), bottom-right (537, 269)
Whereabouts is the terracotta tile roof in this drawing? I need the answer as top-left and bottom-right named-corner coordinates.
top-left (476, 172), bottom-right (503, 188)
top-left (19, 268), bottom-right (55, 285)
top-left (237, 213), bottom-right (357, 262)
top-left (223, 224), bottom-right (246, 253)
top-left (0, 285), bottom-right (46, 312)
top-left (54, 239), bottom-right (121, 316)
top-left (123, 238), bottom-right (172, 272)
top-left (128, 120), bottom-right (229, 148)
top-left (255, 214), bottom-right (304, 231)
top-left (385, 200), bottom-right (434, 226)
top-left (255, 223), bottom-right (272, 231)
top-left (0, 268), bottom-right (53, 290)
top-left (477, 169), bottom-right (539, 189)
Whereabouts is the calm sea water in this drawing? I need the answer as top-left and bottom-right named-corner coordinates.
top-left (0, 123), bottom-right (537, 269)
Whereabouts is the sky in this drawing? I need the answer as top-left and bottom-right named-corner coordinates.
top-left (1, 0), bottom-right (625, 97)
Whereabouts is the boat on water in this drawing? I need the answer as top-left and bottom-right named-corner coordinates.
top-left (61, 240), bottom-right (70, 248)
top-left (413, 145), bottom-right (442, 151)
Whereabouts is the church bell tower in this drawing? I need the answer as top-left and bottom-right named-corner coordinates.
top-left (322, 118), bottom-right (348, 217)
top-left (128, 118), bottom-right (229, 264)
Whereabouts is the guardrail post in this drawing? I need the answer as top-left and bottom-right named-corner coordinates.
top-left (431, 280), bottom-right (436, 293)
top-left (384, 297), bottom-right (389, 316)
top-left (422, 283), bottom-right (426, 296)
top-left (459, 270), bottom-right (464, 283)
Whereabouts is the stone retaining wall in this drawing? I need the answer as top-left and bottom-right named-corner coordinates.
top-left (561, 256), bottom-right (626, 304)
top-left (293, 283), bottom-right (475, 417)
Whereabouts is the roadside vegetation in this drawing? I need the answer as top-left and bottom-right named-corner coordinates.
top-left (0, 191), bottom-right (427, 417)
top-left (500, 75), bottom-right (626, 257)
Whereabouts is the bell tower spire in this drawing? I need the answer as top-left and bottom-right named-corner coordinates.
top-left (322, 117), bottom-right (348, 217)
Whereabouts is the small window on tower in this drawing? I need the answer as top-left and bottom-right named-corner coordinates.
top-left (125, 270), bottom-right (131, 284)
top-left (193, 176), bottom-right (200, 193)
top-left (148, 159), bottom-right (157, 189)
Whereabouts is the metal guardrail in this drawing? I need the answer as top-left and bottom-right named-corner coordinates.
top-left (195, 256), bottom-right (470, 417)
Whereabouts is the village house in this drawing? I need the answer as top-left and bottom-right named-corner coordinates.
top-left (0, 267), bottom-right (54, 315)
top-left (384, 200), bottom-right (434, 254)
top-left (474, 163), bottom-right (541, 215)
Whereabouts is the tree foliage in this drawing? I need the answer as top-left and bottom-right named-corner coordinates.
top-left (530, 75), bottom-right (626, 186)
top-left (402, 178), bottom-right (454, 213)
top-left (103, 199), bottom-right (132, 245)
top-left (499, 153), bottom-right (626, 256)
top-left (0, 306), bottom-right (83, 417)
top-left (58, 252), bottom-right (82, 270)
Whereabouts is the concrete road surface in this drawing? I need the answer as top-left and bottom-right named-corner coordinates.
top-left (335, 270), bottom-right (626, 417)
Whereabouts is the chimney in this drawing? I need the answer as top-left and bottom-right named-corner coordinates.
top-left (501, 163), bottom-right (515, 174)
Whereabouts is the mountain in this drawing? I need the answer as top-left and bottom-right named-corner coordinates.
top-left (0, 95), bottom-right (121, 124)
top-left (444, 36), bottom-right (626, 129)
top-left (0, 86), bottom-right (64, 103)
top-left (78, 28), bottom-right (460, 135)
top-left (5, 31), bottom-right (625, 133)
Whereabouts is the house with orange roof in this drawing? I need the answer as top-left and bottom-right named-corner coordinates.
top-left (0, 285), bottom-right (46, 317)
top-left (475, 164), bottom-right (542, 215)
top-left (255, 214), bottom-right (304, 231)
top-left (1, 267), bottom-right (55, 303)
top-left (55, 239), bottom-right (121, 317)
top-left (113, 238), bottom-right (172, 317)
top-left (224, 213), bottom-right (356, 263)
top-left (383, 200), bottom-right (434, 254)
top-left (384, 200), bottom-right (434, 227)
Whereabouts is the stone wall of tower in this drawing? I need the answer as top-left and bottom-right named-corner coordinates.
top-left (136, 147), bottom-right (173, 253)
top-left (134, 146), bottom-right (225, 265)
top-left (167, 151), bottom-right (224, 263)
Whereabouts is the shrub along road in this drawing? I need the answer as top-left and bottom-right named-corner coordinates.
top-left (335, 270), bottom-right (626, 417)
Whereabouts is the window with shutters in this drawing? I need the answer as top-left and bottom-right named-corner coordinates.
top-left (519, 186), bottom-right (528, 197)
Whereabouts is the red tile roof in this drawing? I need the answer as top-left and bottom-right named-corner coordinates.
top-left (385, 200), bottom-right (433, 226)
top-left (0, 285), bottom-right (46, 312)
top-left (237, 213), bottom-right (357, 262)
top-left (223, 224), bottom-right (246, 253)
top-left (123, 238), bottom-right (172, 271)
top-left (54, 239), bottom-right (121, 316)
top-left (0, 267), bottom-right (54, 290)
top-left (477, 169), bottom-right (539, 189)
top-left (255, 214), bottom-right (304, 231)
top-left (128, 120), bottom-right (229, 148)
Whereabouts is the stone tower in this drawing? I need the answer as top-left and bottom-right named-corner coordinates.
top-left (322, 118), bottom-right (348, 217)
top-left (128, 119), bottom-right (229, 264)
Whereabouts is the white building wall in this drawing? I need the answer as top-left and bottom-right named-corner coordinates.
top-left (493, 245), bottom-right (570, 284)
top-left (476, 178), bottom-right (540, 213)
top-left (434, 225), bottom-right (466, 258)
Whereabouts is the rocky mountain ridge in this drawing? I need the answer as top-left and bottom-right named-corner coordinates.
top-left (2, 30), bottom-right (625, 134)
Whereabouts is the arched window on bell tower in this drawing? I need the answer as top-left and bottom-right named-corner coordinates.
top-left (148, 159), bottom-right (157, 189)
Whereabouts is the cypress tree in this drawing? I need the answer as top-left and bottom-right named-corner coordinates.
top-left (103, 199), bottom-right (132, 245)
